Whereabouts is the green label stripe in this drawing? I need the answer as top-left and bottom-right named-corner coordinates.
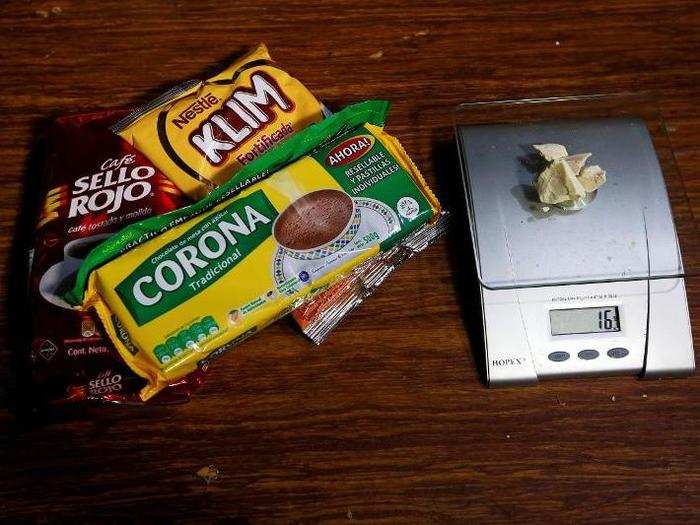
top-left (115, 190), bottom-right (278, 326)
top-left (153, 316), bottom-right (221, 365)
top-left (311, 129), bottom-right (432, 250)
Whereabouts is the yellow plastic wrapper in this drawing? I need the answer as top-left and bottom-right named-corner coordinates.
top-left (66, 101), bottom-right (440, 400)
top-left (112, 43), bottom-right (324, 200)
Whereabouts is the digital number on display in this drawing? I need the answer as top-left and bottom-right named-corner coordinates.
top-left (549, 306), bottom-right (621, 336)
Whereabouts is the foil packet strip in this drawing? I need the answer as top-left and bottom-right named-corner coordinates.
top-left (110, 79), bottom-right (200, 134)
top-left (293, 211), bottom-right (449, 343)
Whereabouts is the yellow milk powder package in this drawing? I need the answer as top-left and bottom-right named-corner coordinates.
top-left (112, 43), bottom-right (324, 199)
top-left (66, 101), bottom-right (440, 400)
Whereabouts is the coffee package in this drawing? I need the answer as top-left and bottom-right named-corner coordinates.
top-left (66, 101), bottom-right (441, 401)
top-left (112, 43), bottom-right (324, 200)
top-left (28, 110), bottom-right (204, 404)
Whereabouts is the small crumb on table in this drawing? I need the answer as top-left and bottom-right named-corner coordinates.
top-left (196, 465), bottom-right (220, 484)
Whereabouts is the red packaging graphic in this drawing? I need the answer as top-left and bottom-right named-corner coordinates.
top-left (28, 110), bottom-right (204, 404)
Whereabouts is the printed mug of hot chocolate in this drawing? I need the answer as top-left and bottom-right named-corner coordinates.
top-left (273, 189), bottom-right (362, 261)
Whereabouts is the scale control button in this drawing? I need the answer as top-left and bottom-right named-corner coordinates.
top-left (607, 347), bottom-right (629, 359)
top-left (548, 351), bottom-right (570, 362)
top-left (578, 349), bottom-right (599, 360)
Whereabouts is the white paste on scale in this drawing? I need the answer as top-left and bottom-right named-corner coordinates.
top-left (533, 143), bottom-right (606, 210)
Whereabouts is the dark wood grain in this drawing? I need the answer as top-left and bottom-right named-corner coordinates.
top-left (1, 1), bottom-right (699, 522)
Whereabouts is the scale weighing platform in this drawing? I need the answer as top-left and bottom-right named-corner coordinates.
top-left (455, 94), bottom-right (696, 386)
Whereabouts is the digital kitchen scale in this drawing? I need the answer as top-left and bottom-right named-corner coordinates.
top-left (455, 94), bottom-right (696, 386)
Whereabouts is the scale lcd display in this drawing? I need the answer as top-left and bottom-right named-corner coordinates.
top-left (550, 306), bottom-right (621, 336)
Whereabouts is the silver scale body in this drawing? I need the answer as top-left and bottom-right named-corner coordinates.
top-left (457, 118), bottom-right (695, 385)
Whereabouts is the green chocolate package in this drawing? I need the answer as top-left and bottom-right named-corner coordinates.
top-left (66, 100), bottom-right (441, 400)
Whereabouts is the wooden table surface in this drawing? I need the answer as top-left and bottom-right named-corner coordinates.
top-left (1, 1), bottom-right (699, 522)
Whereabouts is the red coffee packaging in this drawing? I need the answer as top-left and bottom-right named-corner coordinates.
top-left (26, 109), bottom-right (204, 404)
